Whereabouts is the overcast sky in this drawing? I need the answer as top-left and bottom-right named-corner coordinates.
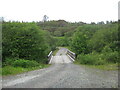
top-left (0, 0), bottom-right (119, 23)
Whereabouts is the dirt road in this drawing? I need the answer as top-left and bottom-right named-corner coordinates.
top-left (2, 48), bottom-right (118, 88)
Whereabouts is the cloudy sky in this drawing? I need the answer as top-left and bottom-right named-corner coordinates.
top-left (0, 0), bottom-right (119, 23)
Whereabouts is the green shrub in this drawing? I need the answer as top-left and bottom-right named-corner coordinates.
top-left (88, 24), bottom-right (118, 52)
top-left (54, 37), bottom-right (68, 46)
top-left (95, 57), bottom-right (106, 65)
top-left (77, 54), bottom-right (96, 65)
top-left (105, 51), bottom-right (119, 63)
top-left (77, 50), bottom-right (119, 65)
top-left (101, 46), bottom-right (119, 63)
top-left (12, 59), bottom-right (39, 68)
top-left (3, 58), bottom-right (16, 67)
top-left (77, 52), bottom-right (106, 65)
top-left (71, 31), bottom-right (87, 54)
top-left (2, 22), bottom-right (51, 63)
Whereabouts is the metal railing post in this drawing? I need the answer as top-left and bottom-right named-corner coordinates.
top-left (47, 51), bottom-right (53, 64)
top-left (66, 50), bottom-right (76, 61)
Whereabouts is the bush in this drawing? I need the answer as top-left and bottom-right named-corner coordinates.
top-left (12, 59), bottom-right (39, 68)
top-left (77, 52), bottom-right (106, 65)
top-left (2, 58), bottom-right (16, 67)
top-left (2, 22), bottom-right (51, 63)
top-left (71, 23), bottom-right (118, 65)
top-left (101, 46), bottom-right (119, 63)
top-left (77, 53), bottom-right (96, 65)
top-left (104, 51), bottom-right (118, 63)
top-left (71, 31), bottom-right (87, 54)
top-left (88, 24), bottom-right (118, 52)
top-left (54, 37), bottom-right (67, 46)
top-left (77, 50), bottom-right (119, 65)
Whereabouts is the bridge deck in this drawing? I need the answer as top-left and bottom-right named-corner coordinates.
top-left (49, 48), bottom-right (73, 64)
top-left (50, 55), bottom-right (72, 64)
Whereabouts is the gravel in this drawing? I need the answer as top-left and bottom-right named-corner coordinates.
top-left (2, 48), bottom-right (118, 88)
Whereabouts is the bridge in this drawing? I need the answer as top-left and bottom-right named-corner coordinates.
top-left (48, 48), bottom-right (75, 64)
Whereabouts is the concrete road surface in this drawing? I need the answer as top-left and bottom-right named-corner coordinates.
top-left (2, 48), bottom-right (118, 88)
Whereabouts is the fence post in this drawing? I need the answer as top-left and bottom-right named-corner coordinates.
top-left (47, 51), bottom-right (53, 64)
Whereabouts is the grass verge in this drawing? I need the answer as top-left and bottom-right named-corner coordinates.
top-left (74, 61), bottom-right (118, 71)
top-left (1, 64), bottom-right (50, 76)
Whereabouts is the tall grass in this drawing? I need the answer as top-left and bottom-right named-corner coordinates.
top-left (2, 59), bottom-right (50, 76)
top-left (2, 66), bottom-right (26, 75)
top-left (2, 65), bottom-right (50, 76)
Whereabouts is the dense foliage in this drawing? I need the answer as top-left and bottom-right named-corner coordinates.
top-left (12, 59), bottom-right (39, 68)
top-left (2, 22), bottom-right (55, 66)
top-left (2, 20), bottom-right (118, 69)
top-left (70, 23), bottom-right (119, 65)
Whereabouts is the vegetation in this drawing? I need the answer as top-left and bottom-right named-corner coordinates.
top-left (2, 21), bottom-right (54, 75)
top-left (70, 23), bottom-right (119, 66)
top-left (37, 20), bottom-right (81, 36)
top-left (2, 22), bottom-right (54, 63)
top-left (75, 62), bottom-right (118, 70)
top-left (2, 64), bottom-right (50, 76)
top-left (2, 19), bottom-right (119, 76)
top-left (37, 20), bottom-right (119, 67)
top-left (52, 47), bottom-right (59, 56)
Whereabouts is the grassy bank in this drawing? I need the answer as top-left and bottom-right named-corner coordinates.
top-left (1, 59), bottom-right (51, 76)
top-left (74, 50), bottom-right (119, 70)
top-left (1, 64), bottom-right (50, 76)
top-left (74, 61), bottom-right (118, 70)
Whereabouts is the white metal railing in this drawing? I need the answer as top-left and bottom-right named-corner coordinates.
top-left (47, 51), bottom-right (53, 63)
top-left (67, 50), bottom-right (76, 61)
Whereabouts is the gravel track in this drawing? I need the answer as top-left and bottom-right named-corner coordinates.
top-left (2, 48), bottom-right (118, 88)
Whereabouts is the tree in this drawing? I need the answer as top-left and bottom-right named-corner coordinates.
top-left (71, 31), bottom-right (87, 55)
top-left (2, 22), bottom-right (51, 63)
top-left (43, 15), bottom-right (49, 22)
top-left (88, 24), bottom-right (118, 52)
